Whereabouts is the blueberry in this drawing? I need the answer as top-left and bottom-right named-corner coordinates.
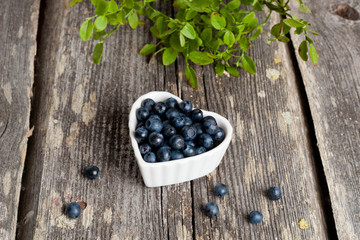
top-left (84, 166), bottom-right (100, 180)
top-left (172, 116), bottom-right (185, 129)
top-left (213, 127), bottom-right (225, 142)
top-left (192, 123), bottom-right (204, 135)
top-left (205, 124), bottom-right (218, 135)
top-left (148, 114), bottom-right (161, 121)
top-left (204, 202), bottom-right (219, 218)
top-left (183, 144), bottom-right (196, 157)
top-left (162, 124), bottom-right (177, 138)
top-left (198, 134), bottom-right (214, 149)
top-left (183, 116), bottom-right (193, 126)
top-left (214, 184), bottom-right (228, 198)
top-left (166, 97), bottom-right (178, 108)
top-left (136, 107), bottom-right (150, 121)
top-left (268, 186), bottom-right (282, 200)
top-left (139, 143), bottom-right (152, 155)
top-left (157, 147), bottom-right (171, 162)
top-left (67, 202), bottom-right (81, 219)
top-left (171, 150), bottom-right (184, 160)
top-left (181, 126), bottom-right (197, 141)
top-left (154, 102), bottom-right (167, 116)
top-left (165, 108), bottom-right (179, 120)
top-left (195, 146), bottom-right (206, 155)
top-left (179, 100), bottom-right (193, 113)
top-left (162, 142), bottom-right (171, 150)
top-left (135, 126), bottom-right (148, 143)
top-left (249, 211), bottom-right (263, 224)
top-left (162, 120), bottom-right (170, 127)
top-left (148, 132), bottom-right (164, 148)
top-left (185, 141), bottom-right (196, 148)
top-left (136, 121), bottom-right (145, 128)
top-left (142, 98), bottom-right (156, 111)
top-left (202, 116), bottom-right (216, 124)
top-left (145, 118), bottom-right (163, 133)
top-left (143, 152), bottom-right (156, 163)
top-left (191, 109), bottom-right (203, 122)
top-left (169, 135), bottom-right (185, 150)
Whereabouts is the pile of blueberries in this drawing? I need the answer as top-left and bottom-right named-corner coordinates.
top-left (135, 97), bottom-right (225, 162)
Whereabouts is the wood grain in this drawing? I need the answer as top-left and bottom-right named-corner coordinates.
top-left (0, 0), bottom-right (40, 239)
top-left (289, 0), bottom-right (360, 239)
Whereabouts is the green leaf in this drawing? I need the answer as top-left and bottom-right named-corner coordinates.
top-left (298, 40), bottom-right (308, 61)
top-left (250, 26), bottom-right (262, 41)
top-left (210, 12), bottom-right (226, 30)
top-left (185, 66), bottom-right (198, 89)
top-left (117, 11), bottom-right (126, 25)
top-left (306, 27), bottom-right (320, 36)
top-left (170, 32), bottom-right (185, 52)
top-left (181, 23), bottom-right (196, 39)
top-left (271, 23), bottom-right (282, 38)
top-left (282, 23), bottom-right (291, 35)
top-left (242, 55), bottom-right (256, 74)
top-left (240, 37), bottom-right (250, 52)
top-left (156, 16), bottom-right (166, 34)
top-left (93, 43), bottom-right (104, 64)
top-left (109, 0), bottom-right (118, 12)
top-left (95, 0), bottom-right (109, 16)
top-left (179, 32), bottom-right (186, 47)
top-left (91, 0), bottom-right (100, 6)
top-left (223, 31), bottom-right (235, 47)
top-left (294, 27), bottom-right (304, 35)
top-left (306, 36), bottom-right (313, 44)
top-left (283, 18), bottom-right (305, 28)
top-left (201, 28), bottom-right (212, 42)
top-left (277, 35), bottom-right (290, 42)
top-left (139, 44), bottom-right (156, 55)
top-left (70, 0), bottom-right (83, 7)
top-left (226, 66), bottom-right (239, 77)
top-left (128, 11), bottom-right (139, 29)
top-left (188, 51), bottom-right (214, 65)
top-left (309, 44), bottom-right (318, 66)
top-left (94, 16), bottom-right (107, 31)
top-left (299, 4), bottom-right (311, 13)
top-left (227, 0), bottom-right (241, 11)
top-left (162, 47), bottom-right (178, 66)
top-left (215, 62), bottom-right (225, 76)
top-left (242, 12), bottom-right (255, 24)
top-left (93, 30), bottom-right (106, 40)
top-left (185, 9), bottom-right (197, 20)
top-left (79, 20), bottom-right (94, 41)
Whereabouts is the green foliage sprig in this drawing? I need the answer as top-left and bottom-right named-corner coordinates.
top-left (71, 0), bottom-right (319, 89)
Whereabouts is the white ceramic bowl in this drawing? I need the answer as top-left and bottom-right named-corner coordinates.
top-left (129, 91), bottom-right (233, 187)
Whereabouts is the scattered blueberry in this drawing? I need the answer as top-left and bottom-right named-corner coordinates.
top-left (157, 147), bottom-right (171, 162)
top-left (143, 152), bottom-right (156, 163)
top-left (249, 211), bottom-right (263, 224)
top-left (172, 116), bottom-right (186, 129)
top-left (179, 100), bottom-right (192, 113)
top-left (135, 126), bottom-right (148, 143)
top-left (204, 202), bottom-right (219, 218)
top-left (181, 126), bottom-right (197, 141)
top-left (139, 143), bottom-right (152, 155)
top-left (166, 97), bottom-right (178, 108)
top-left (84, 166), bottom-right (100, 180)
top-left (171, 150), bottom-right (184, 160)
top-left (165, 108), bottom-right (179, 120)
top-left (268, 186), bottom-right (282, 200)
top-left (195, 146), bottom-right (206, 155)
top-left (162, 124), bottom-right (177, 138)
top-left (154, 102), bottom-right (167, 116)
top-left (67, 202), bottom-right (81, 219)
top-left (142, 98), bottom-right (156, 111)
top-left (169, 135), bottom-right (185, 150)
top-left (198, 133), bottom-right (214, 149)
top-left (213, 127), bottom-right (225, 142)
top-left (136, 107), bottom-right (150, 121)
top-left (145, 118), bottom-right (163, 133)
top-left (183, 144), bottom-right (196, 157)
top-left (214, 184), bottom-right (228, 198)
top-left (148, 132), bottom-right (164, 148)
top-left (191, 109), bottom-right (203, 122)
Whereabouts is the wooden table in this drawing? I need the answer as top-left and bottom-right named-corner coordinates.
top-left (1, 0), bottom-right (359, 239)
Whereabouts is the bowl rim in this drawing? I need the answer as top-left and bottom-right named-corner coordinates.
top-left (129, 91), bottom-right (233, 168)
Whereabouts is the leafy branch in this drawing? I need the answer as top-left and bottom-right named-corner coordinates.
top-left (71, 0), bottom-right (319, 89)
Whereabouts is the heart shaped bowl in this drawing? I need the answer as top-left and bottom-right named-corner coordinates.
top-left (129, 91), bottom-right (233, 187)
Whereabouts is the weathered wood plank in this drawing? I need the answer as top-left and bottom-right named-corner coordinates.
top-left (184, 12), bottom-right (330, 239)
top-left (0, 0), bottom-right (39, 239)
top-left (289, 0), bottom-right (360, 239)
top-left (17, 1), bottom-right (193, 239)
